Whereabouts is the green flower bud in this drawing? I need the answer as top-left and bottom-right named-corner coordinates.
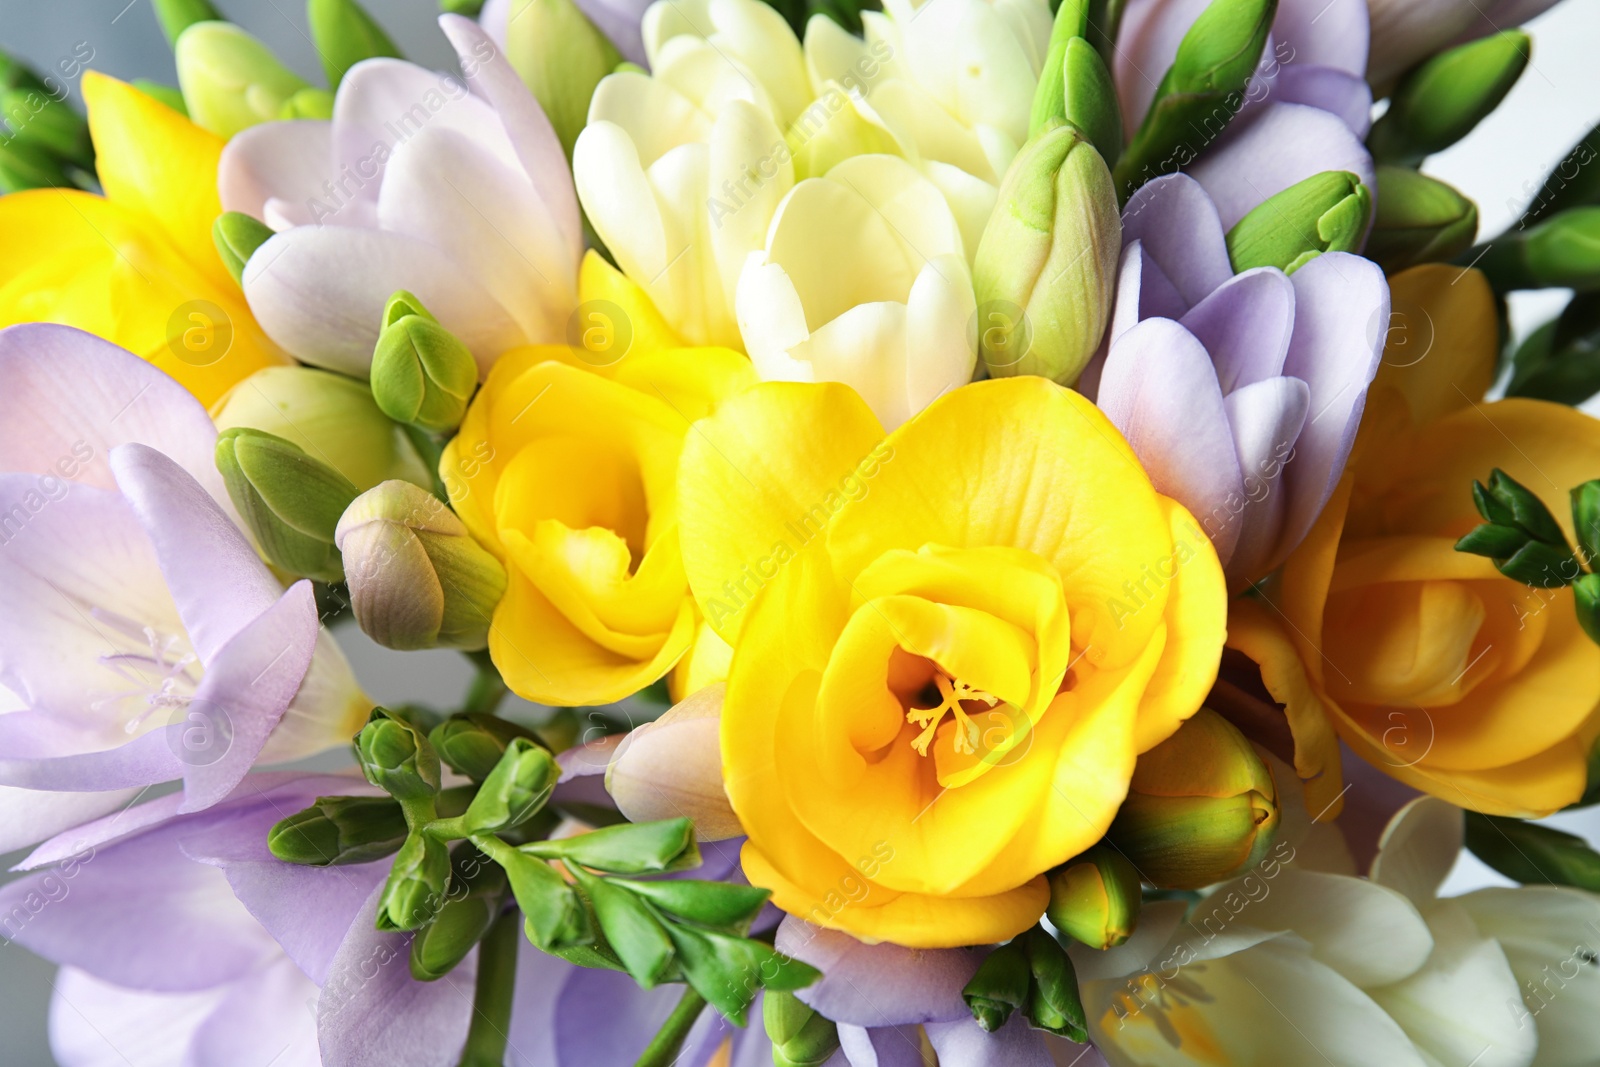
top-left (974, 124), bottom-right (1120, 384)
top-left (567, 864), bottom-right (676, 987)
top-left (308, 0), bottom-right (402, 90)
top-left (474, 834), bottom-right (590, 951)
top-left (441, 0), bottom-right (487, 14)
top-left (267, 794), bottom-right (409, 866)
top-left (0, 50), bottom-right (52, 96)
top-left (212, 211), bottom-right (275, 286)
top-left (505, 0), bottom-right (621, 159)
top-left (522, 818), bottom-right (700, 875)
top-left (430, 713), bottom-right (542, 782)
top-left (1107, 708), bottom-right (1280, 890)
top-left (132, 80), bottom-right (190, 116)
top-left (377, 831), bottom-right (453, 931)
top-left (0, 137), bottom-right (74, 193)
top-left (1364, 166), bottom-right (1479, 274)
top-left (279, 87), bottom-right (336, 120)
top-left (357, 707), bottom-right (443, 801)
top-left (1046, 843), bottom-right (1141, 950)
top-left (765, 990), bottom-right (841, 1067)
top-left (335, 480), bottom-right (507, 651)
top-left (370, 291), bottom-right (479, 433)
top-left (1369, 31), bottom-right (1530, 167)
top-left (1112, 0), bottom-right (1277, 199)
top-left (1520, 121), bottom-right (1600, 229)
top-left (1456, 468), bottom-right (1582, 588)
top-left (1573, 480), bottom-right (1600, 568)
top-left (1226, 170), bottom-right (1371, 274)
top-left (175, 22), bottom-right (310, 138)
top-left (154, 0), bottom-right (224, 46)
top-left (1465, 812), bottom-right (1600, 891)
top-left (461, 738), bottom-right (558, 835)
top-left (1506, 293), bottom-right (1600, 405)
top-left (1475, 207), bottom-right (1600, 293)
top-left (662, 923), bottom-right (818, 1026)
top-left (962, 939), bottom-right (1030, 1032)
top-left (1024, 927), bottom-right (1086, 1041)
top-left (214, 366), bottom-right (432, 492)
top-left (410, 845), bottom-right (507, 981)
top-left (0, 89), bottom-right (92, 170)
top-left (606, 878), bottom-right (770, 935)
top-left (215, 427), bottom-right (359, 582)
top-left (1575, 573), bottom-right (1600, 648)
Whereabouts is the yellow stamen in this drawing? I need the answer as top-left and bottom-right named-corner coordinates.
top-left (907, 674), bottom-right (999, 756)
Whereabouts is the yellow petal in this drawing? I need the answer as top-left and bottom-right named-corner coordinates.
top-left (578, 248), bottom-right (685, 353)
top-left (677, 380), bottom-right (887, 643)
top-left (84, 72), bottom-right (233, 295)
top-left (1367, 265), bottom-right (1497, 430)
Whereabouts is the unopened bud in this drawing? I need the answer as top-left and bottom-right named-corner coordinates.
top-left (356, 707), bottom-right (443, 801)
top-left (974, 123), bottom-right (1120, 384)
top-left (1364, 166), bottom-right (1478, 274)
top-left (474, 834), bottom-right (590, 950)
top-left (154, 0), bottom-right (224, 47)
top-left (505, 0), bottom-right (621, 158)
top-left (175, 21), bottom-right (310, 138)
top-left (607, 684), bottom-right (743, 841)
top-left (962, 939), bottom-right (1030, 1032)
top-left (1368, 31), bottom-right (1530, 167)
top-left (461, 738), bottom-right (558, 834)
top-left (370, 290), bottom-right (479, 433)
top-left (430, 713), bottom-right (542, 781)
top-left (1476, 207), bottom-right (1600, 293)
top-left (215, 427), bottom-right (358, 582)
top-left (765, 990), bottom-right (841, 1067)
top-left (1045, 843), bottom-right (1141, 950)
top-left (410, 846), bottom-right (507, 981)
top-left (335, 480), bottom-right (507, 651)
top-left (308, 0), bottom-right (402, 90)
top-left (1506, 293), bottom-right (1600, 405)
top-left (1226, 171), bottom-right (1370, 274)
top-left (376, 831), bottom-right (452, 931)
top-left (1024, 926), bottom-right (1086, 1041)
top-left (521, 818), bottom-right (699, 874)
top-left (0, 89), bottom-right (93, 170)
top-left (1107, 708), bottom-right (1280, 890)
top-left (267, 794), bottom-right (409, 866)
top-left (212, 211), bottom-right (275, 285)
top-left (279, 87), bottom-right (335, 120)
top-left (1575, 573), bottom-right (1600, 647)
top-left (1574, 480), bottom-right (1600, 568)
top-left (1456, 468), bottom-right (1581, 588)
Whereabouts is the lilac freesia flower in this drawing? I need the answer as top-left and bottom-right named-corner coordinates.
top-left (1084, 174), bottom-right (1388, 590)
top-left (0, 325), bottom-right (367, 853)
top-left (218, 15), bottom-right (581, 378)
top-left (1115, 0), bottom-right (1375, 228)
top-left (480, 0), bottom-right (653, 69)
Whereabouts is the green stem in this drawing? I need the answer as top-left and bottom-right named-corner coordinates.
top-left (457, 909), bottom-right (520, 1067)
top-left (633, 986), bottom-right (707, 1067)
top-left (461, 649), bottom-right (508, 717)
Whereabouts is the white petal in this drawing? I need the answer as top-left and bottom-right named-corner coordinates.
top-left (1372, 797), bottom-right (1467, 910)
top-left (217, 120), bottom-right (333, 226)
top-left (903, 253), bottom-right (977, 418)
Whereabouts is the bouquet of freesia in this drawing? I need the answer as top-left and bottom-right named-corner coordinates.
top-left (3, 0), bottom-right (1600, 1063)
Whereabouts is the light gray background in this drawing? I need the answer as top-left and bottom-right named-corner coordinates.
top-left (0, 0), bottom-right (1599, 1063)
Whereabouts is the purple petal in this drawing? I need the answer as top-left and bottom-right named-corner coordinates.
top-left (572, 0), bottom-right (651, 67)
top-left (0, 324), bottom-right (224, 507)
top-left (19, 790), bottom-right (190, 870)
top-left (838, 1024), bottom-right (925, 1067)
top-left (480, 0), bottom-right (511, 49)
top-left (1276, 252), bottom-right (1388, 566)
top-left (440, 14), bottom-right (585, 260)
top-left (317, 883), bottom-right (475, 1067)
top-left (1270, 0), bottom-right (1369, 78)
top-left (179, 776), bottom-right (390, 985)
top-left (0, 785), bottom-right (140, 855)
top-left (554, 966), bottom-right (695, 1064)
top-left (1179, 267), bottom-right (1297, 394)
top-left (1120, 174), bottom-right (1233, 308)
top-left (49, 966), bottom-right (230, 1065)
top-left (551, 735), bottom-right (620, 812)
top-left (1096, 318), bottom-right (1247, 565)
top-left (1219, 376), bottom-right (1311, 587)
top-left (244, 227), bottom-right (525, 378)
top-left (1270, 67), bottom-right (1373, 137)
top-left (0, 718), bottom-right (185, 793)
top-left (187, 955), bottom-right (323, 1066)
top-left (218, 120), bottom-right (334, 227)
top-left (0, 818), bottom-right (279, 991)
top-left (924, 1014), bottom-right (1054, 1067)
top-left (775, 918), bottom-right (979, 1027)
top-left (110, 443), bottom-right (282, 666)
top-left (1188, 102), bottom-right (1375, 229)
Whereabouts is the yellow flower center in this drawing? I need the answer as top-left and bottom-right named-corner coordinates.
top-left (905, 673), bottom-right (1000, 756)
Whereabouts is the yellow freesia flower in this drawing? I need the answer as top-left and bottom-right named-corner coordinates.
top-left (676, 375), bottom-right (1227, 946)
top-left (441, 253), bottom-right (755, 706)
top-left (1229, 265), bottom-right (1600, 818)
top-left (0, 72), bottom-right (288, 407)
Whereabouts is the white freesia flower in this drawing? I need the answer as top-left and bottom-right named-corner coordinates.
top-left (1078, 795), bottom-right (1599, 1066)
top-left (735, 153), bottom-right (977, 429)
top-left (575, 0), bottom-right (800, 347)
